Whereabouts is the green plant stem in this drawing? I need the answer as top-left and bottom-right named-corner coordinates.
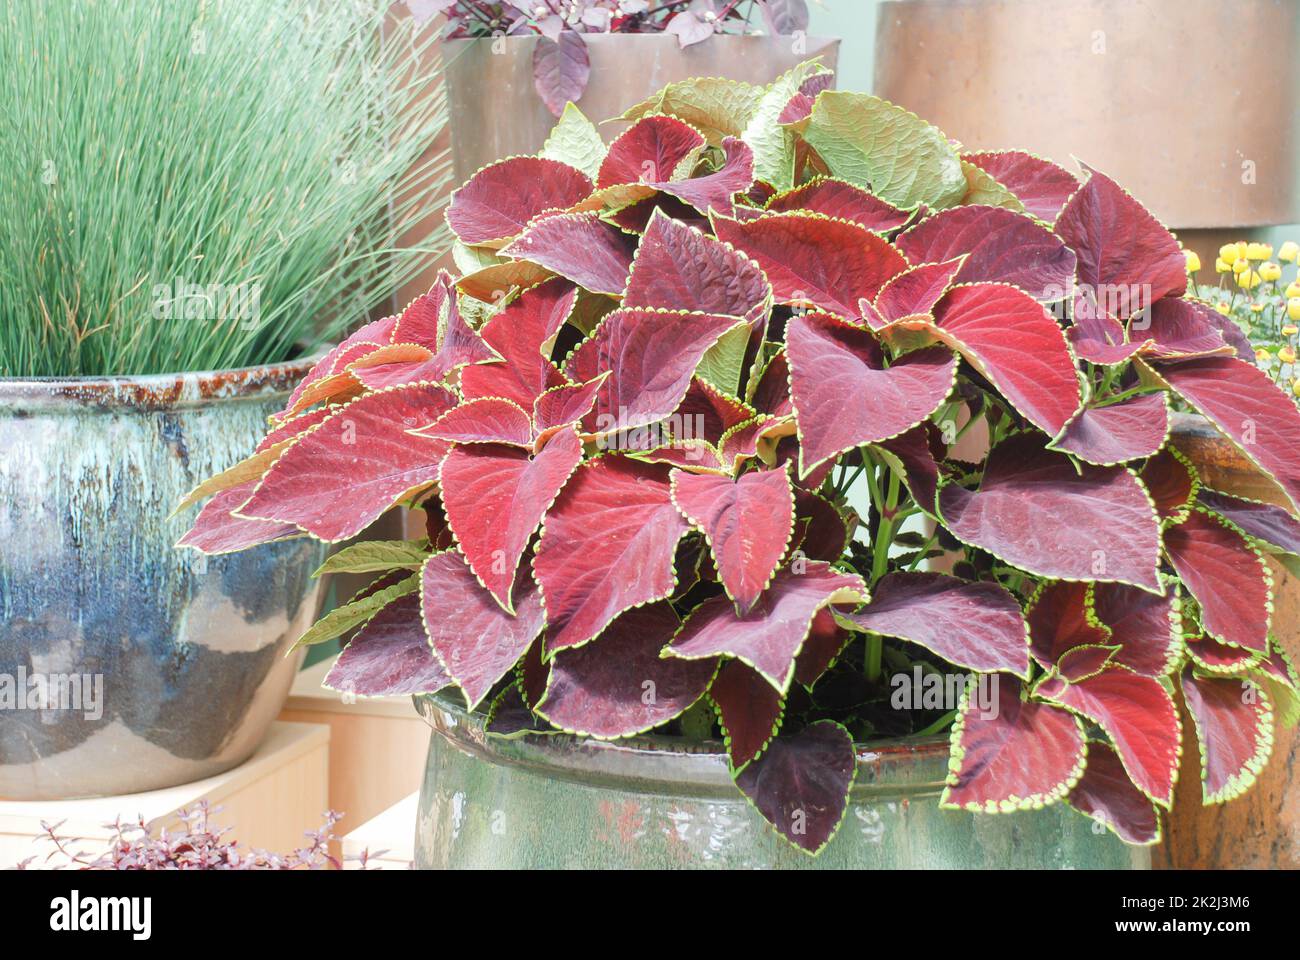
top-left (914, 709), bottom-right (958, 737)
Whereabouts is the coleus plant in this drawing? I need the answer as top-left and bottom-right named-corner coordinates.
top-left (179, 61), bottom-right (1300, 856)
top-left (410, 0), bottom-right (811, 115)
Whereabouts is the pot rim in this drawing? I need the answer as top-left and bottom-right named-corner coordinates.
top-left (414, 690), bottom-right (951, 801)
top-left (0, 353), bottom-right (323, 413)
top-left (442, 33), bottom-right (839, 50)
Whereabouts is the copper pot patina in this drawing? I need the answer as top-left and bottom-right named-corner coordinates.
top-left (0, 360), bottom-right (327, 800)
top-left (873, 0), bottom-right (1300, 265)
top-left (412, 692), bottom-right (1149, 869)
top-left (1157, 413), bottom-right (1300, 868)
top-left (443, 33), bottom-right (842, 184)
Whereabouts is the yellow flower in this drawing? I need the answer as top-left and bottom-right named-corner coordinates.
top-left (1215, 301), bottom-right (1232, 315)
top-left (1280, 241), bottom-right (1300, 263)
top-left (1247, 242), bottom-right (1274, 260)
top-left (1288, 281), bottom-right (1300, 298)
top-left (1261, 261), bottom-right (1283, 282)
top-left (1184, 250), bottom-right (1201, 273)
top-left (1257, 348), bottom-right (1273, 361)
top-left (1250, 302), bottom-right (1267, 313)
top-left (1284, 325), bottom-right (1300, 336)
top-left (1280, 346), bottom-right (1296, 364)
top-left (1220, 241), bottom-right (1247, 263)
top-left (1293, 378), bottom-right (1300, 398)
top-left (1237, 269), bottom-right (1262, 289)
top-left (1215, 257), bottom-right (1233, 273)
top-left (1233, 257), bottom-right (1250, 274)
top-left (1290, 297), bottom-right (1300, 322)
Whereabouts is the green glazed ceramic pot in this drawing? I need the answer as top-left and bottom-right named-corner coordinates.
top-left (413, 693), bottom-right (1151, 869)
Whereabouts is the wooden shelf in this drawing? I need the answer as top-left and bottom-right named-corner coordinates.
top-left (342, 791), bottom-right (417, 870)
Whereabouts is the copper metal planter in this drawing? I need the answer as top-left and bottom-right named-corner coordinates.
top-left (443, 33), bottom-right (842, 184)
top-left (874, 0), bottom-right (1300, 262)
top-left (0, 360), bottom-right (326, 800)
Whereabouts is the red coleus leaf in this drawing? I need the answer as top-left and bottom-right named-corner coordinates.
top-left (535, 603), bottom-right (717, 738)
top-left (1162, 509), bottom-right (1271, 652)
top-left (793, 609), bottom-right (850, 687)
top-left (896, 206), bottom-right (1077, 300)
top-left (748, 349), bottom-right (792, 418)
top-left (655, 137), bottom-right (755, 217)
top-left (875, 423), bottom-right (944, 515)
top-left (533, 375), bottom-right (608, 439)
top-left (961, 150), bottom-right (1079, 222)
top-left (500, 212), bottom-right (636, 296)
top-left (1198, 488), bottom-right (1300, 555)
top-left (1056, 644), bottom-right (1118, 683)
top-left (420, 552), bottom-right (547, 710)
top-left (534, 457), bottom-right (690, 652)
top-left (764, 177), bottom-right (910, 232)
top-left (931, 283), bottom-right (1081, 435)
top-left (713, 212), bottom-right (908, 318)
top-left (324, 594), bottom-right (452, 698)
top-left (1043, 667), bottom-right (1181, 807)
top-left (1067, 741), bottom-right (1162, 845)
top-left (710, 659), bottom-right (785, 769)
top-left (447, 156), bottom-right (593, 246)
top-left (941, 678), bottom-right (1086, 812)
top-left (845, 572), bottom-right (1030, 678)
top-left (597, 114), bottom-right (705, 189)
top-left (1048, 392), bottom-right (1170, 466)
top-left (239, 384), bottom-right (456, 542)
top-left (1140, 446), bottom-right (1198, 522)
top-left (937, 433), bottom-right (1163, 591)
top-left (532, 30), bottom-right (590, 118)
top-left (786, 312), bottom-right (956, 479)
top-left (177, 480), bottom-right (300, 555)
top-left (1180, 667), bottom-right (1275, 804)
top-left (275, 339), bottom-right (379, 420)
top-left (440, 427), bottom-right (584, 611)
top-left (460, 278), bottom-right (575, 408)
top-left (1142, 297), bottom-right (1235, 360)
top-left (634, 440), bottom-right (726, 474)
top-left (667, 562), bottom-right (868, 693)
top-left (670, 466), bottom-right (796, 613)
top-left (792, 490), bottom-right (851, 562)
top-left (419, 397), bottom-right (535, 447)
top-left (1053, 165), bottom-right (1187, 320)
top-left (871, 259), bottom-right (965, 325)
top-left (1186, 634), bottom-right (1256, 673)
top-left (1068, 294), bottom-right (1143, 366)
top-left (565, 307), bottom-right (747, 435)
top-left (734, 720), bottom-right (856, 855)
top-left (1092, 582), bottom-right (1181, 677)
top-left (675, 377), bottom-right (758, 446)
top-left (1148, 355), bottom-right (1300, 518)
top-left (1026, 580), bottom-right (1110, 670)
top-left (623, 210), bottom-right (770, 319)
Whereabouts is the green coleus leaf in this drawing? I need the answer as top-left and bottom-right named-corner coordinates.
top-left (539, 102), bottom-right (606, 180)
top-left (802, 90), bottom-right (966, 210)
top-left (313, 539), bottom-right (431, 577)
top-left (622, 76), bottom-right (766, 147)
top-left (742, 61), bottom-right (832, 190)
top-left (292, 572), bottom-right (419, 649)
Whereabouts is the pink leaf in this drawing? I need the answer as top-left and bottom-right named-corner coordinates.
top-left (239, 384), bottom-right (456, 542)
top-left (938, 433), bottom-right (1163, 591)
top-left (710, 659), bottom-right (785, 769)
top-left (1092, 582), bottom-right (1181, 678)
top-left (846, 572), bottom-right (1030, 677)
top-left (1026, 580), bottom-right (1111, 670)
top-left (440, 427), bottom-right (584, 611)
top-left (962, 151), bottom-right (1079, 222)
top-left (786, 312), bottom-right (956, 479)
top-left (598, 115), bottom-right (705, 188)
top-left (1163, 510), bottom-right (1271, 652)
top-left (418, 397), bottom-right (534, 447)
top-left (1198, 488), bottom-right (1300, 556)
top-left (1066, 741), bottom-right (1161, 844)
top-left (534, 457), bottom-right (690, 652)
top-left (177, 480), bottom-right (300, 555)
top-left (713, 212), bottom-right (909, 318)
top-left (670, 467), bottom-right (795, 613)
top-left (872, 259), bottom-right (965, 324)
top-left (667, 562), bottom-right (868, 693)
top-left (1053, 165), bottom-right (1187, 320)
top-left (896, 206), bottom-right (1077, 301)
top-left (532, 30), bottom-right (591, 118)
top-left (941, 679), bottom-right (1086, 811)
top-left (655, 137), bottom-right (754, 217)
top-left (500, 213), bottom-right (636, 296)
top-left (460, 277), bottom-right (575, 408)
top-left (765, 177), bottom-right (910, 232)
top-left (420, 552), bottom-right (547, 709)
top-left (325, 594), bottom-right (452, 697)
top-left (1181, 668), bottom-right (1274, 803)
top-left (447, 156), bottom-right (593, 246)
top-left (1048, 392), bottom-right (1170, 466)
top-left (536, 603), bottom-right (717, 737)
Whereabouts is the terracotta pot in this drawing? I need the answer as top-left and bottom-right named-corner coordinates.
top-left (0, 361), bottom-right (327, 800)
top-left (443, 33), bottom-right (841, 184)
top-left (873, 0), bottom-right (1300, 265)
top-left (1155, 414), bottom-right (1300, 868)
top-left (412, 692), bottom-right (1148, 869)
